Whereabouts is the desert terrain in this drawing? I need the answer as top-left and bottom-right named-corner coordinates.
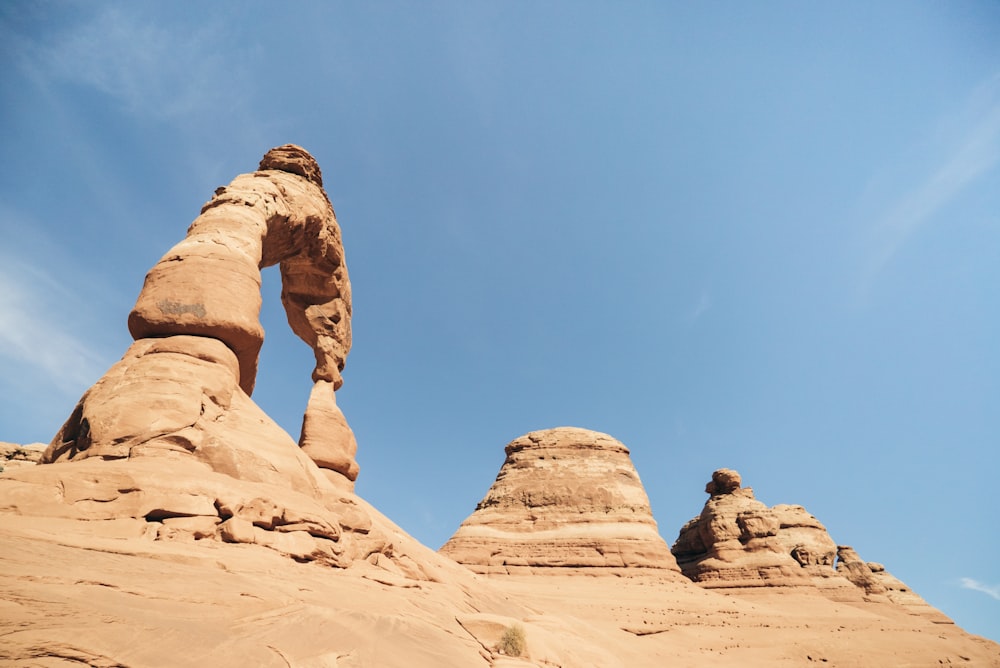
top-left (1, 147), bottom-right (996, 667)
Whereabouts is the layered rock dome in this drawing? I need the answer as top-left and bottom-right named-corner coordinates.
top-left (440, 427), bottom-right (682, 574)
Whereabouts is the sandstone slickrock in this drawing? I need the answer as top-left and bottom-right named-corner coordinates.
top-left (671, 468), bottom-right (861, 592)
top-left (440, 427), bottom-right (683, 575)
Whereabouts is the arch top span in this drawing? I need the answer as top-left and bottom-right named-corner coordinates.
top-left (128, 144), bottom-right (351, 395)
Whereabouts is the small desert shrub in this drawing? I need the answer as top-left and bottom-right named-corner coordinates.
top-left (498, 623), bottom-right (526, 657)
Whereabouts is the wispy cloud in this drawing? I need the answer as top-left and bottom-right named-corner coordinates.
top-left (864, 73), bottom-right (1000, 280)
top-left (7, 5), bottom-right (268, 212)
top-left (21, 6), bottom-right (250, 121)
top-left (0, 258), bottom-right (110, 395)
top-left (960, 578), bottom-right (1000, 601)
top-left (686, 288), bottom-right (712, 323)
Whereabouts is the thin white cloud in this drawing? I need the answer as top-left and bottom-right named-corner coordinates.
top-left (865, 73), bottom-right (1000, 279)
top-left (961, 578), bottom-right (1000, 601)
top-left (8, 5), bottom-right (268, 223)
top-left (0, 259), bottom-right (110, 395)
top-left (686, 289), bottom-right (712, 323)
top-left (22, 6), bottom-right (249, 121)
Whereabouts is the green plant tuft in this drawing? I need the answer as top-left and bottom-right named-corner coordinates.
top-left (498, 623), bottom-right (526, 657)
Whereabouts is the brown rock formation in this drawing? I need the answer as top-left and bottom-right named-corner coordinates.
top-left (771, 503), bottom-right (838, 569)
top-left (836, 545), bottom-right (950, 622)
top-left (1, 145), bottom-right (995, 666)
top-left (43, 144), bottom-right (358, 489)
top-left (835, 544), bottom-right (887, 595)
top-left (672, 469), bottom-right (950, 622)
top-left (440, 427), bottom-right (682, 575)
top-left (671, 469), bottom-right (819, 588)
top-left (0, 442), bottom-right (45, 475)
top-left (4, 146), bottom-right (388, 567)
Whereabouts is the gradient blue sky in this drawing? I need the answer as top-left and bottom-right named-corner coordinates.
top-left (2, 1), bottom-right (998, 641)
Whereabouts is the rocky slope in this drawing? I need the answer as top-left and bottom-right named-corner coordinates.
top-left (1, 146), bottom-right (997, 667)
top-left (0, 442), bottom-right (45, 475)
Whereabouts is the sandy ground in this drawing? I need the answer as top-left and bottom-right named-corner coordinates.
top-left (1, 506), bottom-right (997, 667)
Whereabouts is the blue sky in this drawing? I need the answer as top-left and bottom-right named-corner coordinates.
top-left (1, 1), bottom-right (998, 641)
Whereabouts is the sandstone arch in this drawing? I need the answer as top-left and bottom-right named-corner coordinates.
top-left (43, 145), bottom-right (359, 489)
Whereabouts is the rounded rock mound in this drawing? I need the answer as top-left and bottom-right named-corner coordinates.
top-left (440, 427), bottom-right (681, 575)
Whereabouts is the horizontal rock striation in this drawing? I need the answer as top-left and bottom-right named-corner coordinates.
top-left (8, 146), bottom-right (388, 566)
top-left (672, 469), bottom-right (950, 621)
top-left (671, 469), bottom-right (821, 588)
top-left (0, 442), bottom-right (45, 475)
top-left (440, 427), bottom-right (682, 575)
top-left (836, 545), bottom-right (951, 622)
top-left (44, 144), bottom-right (358, 490)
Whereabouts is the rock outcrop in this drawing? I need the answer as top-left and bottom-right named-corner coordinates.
top-left (1, 145), bottom-right (995, 666)
top-left (440, 427), bottom-right (682, 575)
top-left (836, 545), bottom-right (950, 622)
top-left (672, 469), bottom-right (949, 621)
top-left (42, 144), bottom-right (358, 490)
top-left (0, 442), bottom-right (45, 475)
top-left (671, 469), bottom-right (825, 588)
top-left (1, 146), bottom-right (387, 568)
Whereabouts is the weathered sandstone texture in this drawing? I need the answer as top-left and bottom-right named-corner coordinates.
top-left (2, 146), bottom-right (389, 568)
top-left (835, 545), bottom-right (950, 622)
top-left (43, 144), bottom-right (358, 490)
top-left (440, 427), bottom-right (683, 575)
top-left (0, 442), bottom-right (45, 475)
top-left (672, 469), bottom-right (823, 588)
top-left (2, 144), bottom-right (996, 665)
top-left (672, 469), bottom-right (949, 620)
